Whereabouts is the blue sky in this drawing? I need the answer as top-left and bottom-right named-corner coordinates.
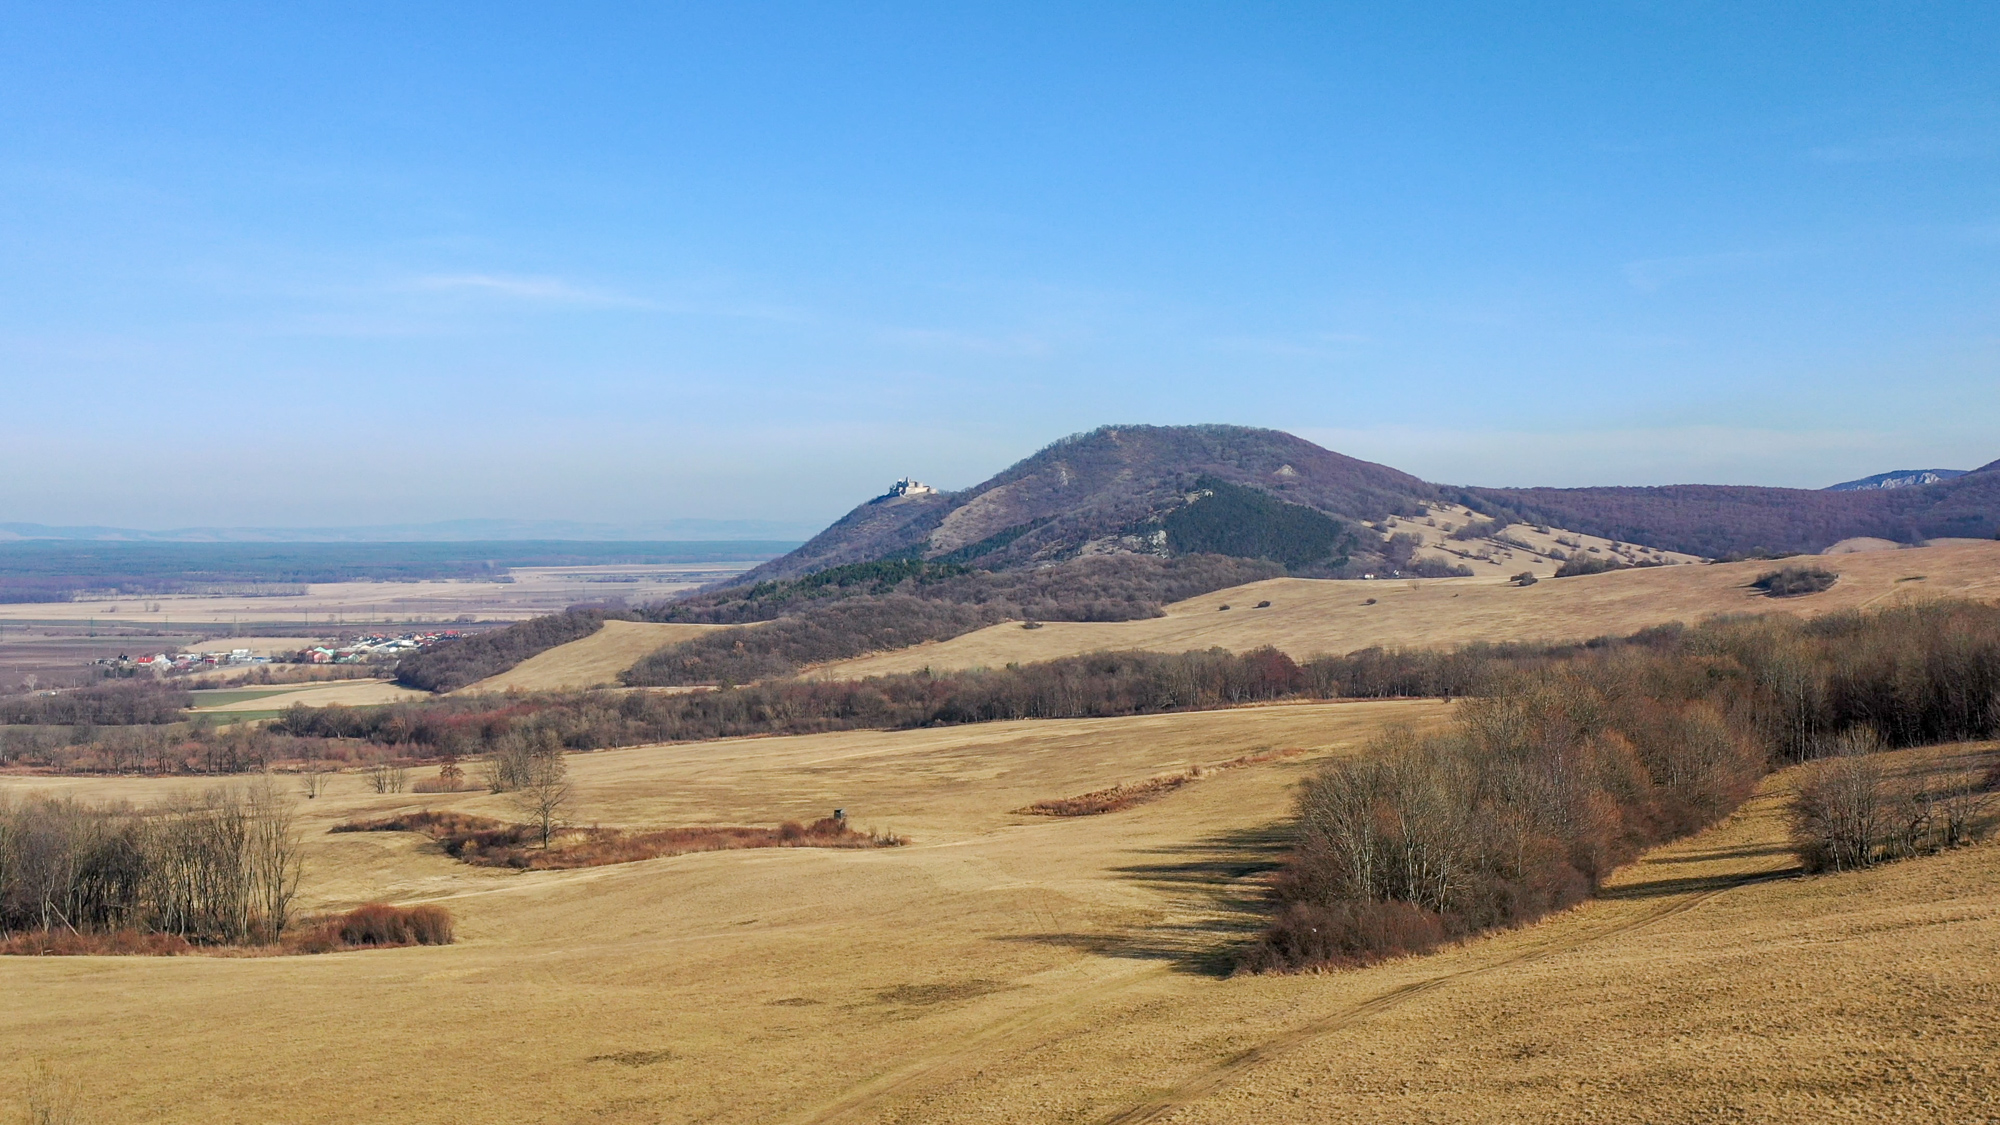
top-left (2, 2), bottom-right (1996, 532)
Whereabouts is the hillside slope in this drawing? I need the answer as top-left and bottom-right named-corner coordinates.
top-left (457, 620), bottom-right (725, 693)
top-left (811, 540), bottom-right (2000, 678)
top-left (1474, 459), bottom-right (2000, 557)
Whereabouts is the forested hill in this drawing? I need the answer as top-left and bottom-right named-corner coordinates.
top-left (731, 425), bottom-right (1999, 590)
top-left (1470, 460), bottom-right (2000, 559)
top-left (730, 424), bottom-right (1442, 586)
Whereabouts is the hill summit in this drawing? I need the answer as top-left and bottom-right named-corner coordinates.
top-left (734, 425), bottom-right (1446, 585)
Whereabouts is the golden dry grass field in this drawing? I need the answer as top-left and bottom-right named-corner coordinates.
top-left (458, 620), bottom-right (728, 694)
top-left (6, 702), bottom-right (1998, 1124)
top-left (814, 540), bottom-right (2000, 679)
top-left (184, 678), bottom-right (428, 713)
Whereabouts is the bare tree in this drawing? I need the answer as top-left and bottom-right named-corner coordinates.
top-left (1790, 731), bottom-right (1887, 872)
top-left (366, 760), bottom-right (408, 794)
top-left (245, 777), bottom-right (303, 939)
top-left (481, 733), bottom-right (536, 793)
top-left (299, 756), bottom-right (330, 800)
top-left (510, 744), bottom-right (572, 849)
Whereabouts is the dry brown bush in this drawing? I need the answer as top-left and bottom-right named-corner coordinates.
top-left (1017, 775), bottom-right (1192, 816)
top-left (291, 903), bottom-right (454, 953)
top-left (333, 810), bottom-right (902, 870)
top-left (1235, 900), bottom-right (1450, 972)
top-left (1753, 565), bottom-right (1838, 597)
top-left (0, 930), bottom-right (194, 957)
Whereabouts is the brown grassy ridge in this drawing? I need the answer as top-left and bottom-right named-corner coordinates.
top-left (1015, 747), bottom-right (1304, 816)
top-left (334, 809), bottom-right (904, 869)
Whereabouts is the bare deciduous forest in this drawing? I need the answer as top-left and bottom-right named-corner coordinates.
top-left (1243, 600), bottom-right (2000, 971)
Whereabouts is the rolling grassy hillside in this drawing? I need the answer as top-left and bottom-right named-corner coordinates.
top-left (811, 540), bottom-right (2000, 679)
top-left (457, 620), bottom-right (725, 693)
top-left (5, 709), bottom-right (1993, 1123)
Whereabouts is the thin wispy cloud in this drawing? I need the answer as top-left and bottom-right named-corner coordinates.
top-left (878, 326), bottom-right (1056, 357)
top-left (1621, 250), bottom-right (1787, 294)
top-left (409, 273), bottom-right (655, 307)
top-left (1208, 331), bottom-right (1373, 359)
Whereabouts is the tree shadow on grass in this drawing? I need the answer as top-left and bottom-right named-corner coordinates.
top-left (1596, 867), bottom-right (1799, 901)
top-left (1637, 843), bottom-right (1795, 866)
top-left (995, 822), bottom-right (1292, 977)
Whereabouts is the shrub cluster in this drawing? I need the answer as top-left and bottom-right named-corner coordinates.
top-left (1011, 750), bottom-right (1294, 816)
top-left (1553, 554), bottom-right (1628, 578)
top-left (296, 902), bottom-right (454, 951)
top-left (334, 809), bottom-right (898, 870)
top-left (1752, 565), bottom-right (1837, 597)
top-left (1449, 518), bottom-right (1502, 541)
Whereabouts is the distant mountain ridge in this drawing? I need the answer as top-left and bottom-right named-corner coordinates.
top-left (1471, 459), bottom-right (2000, 559)
top-left (1825, 469), bottom-right (1968, 492)
top-left (735, 426), bottom-right (2000, 585)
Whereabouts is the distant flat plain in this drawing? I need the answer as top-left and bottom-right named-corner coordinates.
top-left (0, 563), bottom-right (753, 628)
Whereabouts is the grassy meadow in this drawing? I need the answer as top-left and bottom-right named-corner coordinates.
top-left (6, 705), bottom-right (1998, 1122)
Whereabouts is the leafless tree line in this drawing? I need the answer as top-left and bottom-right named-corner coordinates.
top-left (0, 780), bottom-right (302, 943)
top-left (1790, 730), bottom-right (1994, 873)
top-left (1246, 599), bottom-right (2000, 971)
